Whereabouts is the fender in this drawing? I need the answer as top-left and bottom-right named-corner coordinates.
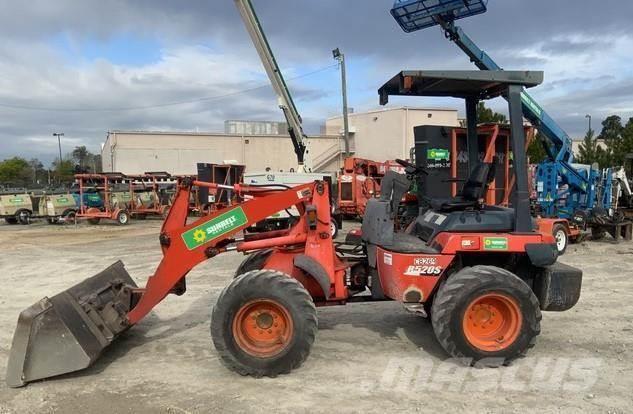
top-left (293, 254), bottom-right (331, 300)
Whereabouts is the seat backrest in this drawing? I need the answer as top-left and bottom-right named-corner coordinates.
top-left (461, 161), bottom-right (496, 201)
top-left (379, 170), bottom-right (411, 216)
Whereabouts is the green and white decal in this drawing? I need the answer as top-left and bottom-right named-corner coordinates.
top-left (427, 148), bottom-right (450, 161)
top-left (520, 92), bottom-right (543, 118)
top-left (9, 198), bottom-right (24, 204)
top-left (181, 207), bottom-right (248, 250)
top-left (483, 237), bottom-right (508, 251)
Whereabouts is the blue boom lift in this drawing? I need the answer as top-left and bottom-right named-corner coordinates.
top-left (390, 0), bottom-right (616, 247)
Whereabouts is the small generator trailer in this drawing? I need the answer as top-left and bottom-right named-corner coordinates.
top-left (0, 191), bottom-right (33, 224)
top-left (7, 71), bottom-right (583, 387)
top-left (127, 172), bottom-right (176, 219)
top-left (38, 192), bottom-right (78, 224)
top-left (74, 173), bottom-right (131, 225)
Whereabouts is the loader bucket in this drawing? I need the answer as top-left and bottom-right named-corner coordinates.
top-left (6, 261), bottom-right (138, 387)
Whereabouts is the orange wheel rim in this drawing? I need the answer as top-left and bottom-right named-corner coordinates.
top-left (232, 299), bottom-right (293, 358)
top-left (463, 293), bottom-right (522, 352)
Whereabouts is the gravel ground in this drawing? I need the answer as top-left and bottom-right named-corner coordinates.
top-left (0, 219), bottom-right (631, 413)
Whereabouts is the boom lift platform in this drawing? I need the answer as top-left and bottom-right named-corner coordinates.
top-left (8, 71), bottom-right (582, 387)
top-left (390, 0), bottom-right (616, 251)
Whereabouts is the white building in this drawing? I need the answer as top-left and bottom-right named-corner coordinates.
top-left (101, 107), bottom-right (459, 175)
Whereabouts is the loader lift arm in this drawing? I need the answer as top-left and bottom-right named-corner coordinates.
top-left (234, 0), bottom-right (311, 171)
top-left (127, 179), bottom-right (328, 323)
top-left (7, 178), bottom-right (335, 386)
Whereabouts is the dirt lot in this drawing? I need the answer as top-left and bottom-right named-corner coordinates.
top-left (0, 220), bottom-right (631, 413)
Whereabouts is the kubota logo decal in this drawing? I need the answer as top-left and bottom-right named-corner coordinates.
top-left (483, 237), bottom-right (508, 250)
top-left (181, 207), bottom-right (248, 250)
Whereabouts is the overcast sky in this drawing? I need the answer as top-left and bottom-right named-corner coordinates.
top-left (1, 0), bottom-right (632, 165)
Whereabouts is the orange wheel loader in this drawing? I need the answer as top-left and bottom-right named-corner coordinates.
top-left (7, 71), bottom-right (582, 387)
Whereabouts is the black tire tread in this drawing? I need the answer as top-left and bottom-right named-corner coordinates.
top-left (431, 265), bottom-right (541, 366)
top-left (211, 269), bottom-right (317, 377)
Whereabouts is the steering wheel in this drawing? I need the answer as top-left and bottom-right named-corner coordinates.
top-left (395, 159), bottom-right (429, 176)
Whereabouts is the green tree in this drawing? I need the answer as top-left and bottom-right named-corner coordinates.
top-left (598, 115), bottom-right (624, 166)
top-left (527, 132), bottom-right (547, 164)
top-left (51, 158), bottom-right (75, 184)
top-left (576, 129), bottom-right (599, 165)
top-left (622, 117), bottom-right (633, 162)
top-left (0, 157), bottom-right (31, 186)
top-left (27, 158), bottom-right (47, 185)
top-left (72, 146), bottom-right (90, 168)
top-left (476, 102), bottom-right (507, 123)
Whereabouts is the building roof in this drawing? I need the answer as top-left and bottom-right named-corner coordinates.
top-left (326, 106), bottom-right (457, 121)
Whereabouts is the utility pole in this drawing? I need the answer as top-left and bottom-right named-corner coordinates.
top-left (332, 48), bottom-right (350, 157)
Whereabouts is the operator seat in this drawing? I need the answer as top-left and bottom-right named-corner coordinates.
top-left (429, 160), bottom-right (496, 212)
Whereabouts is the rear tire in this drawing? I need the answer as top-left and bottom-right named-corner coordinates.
top-left (552, 224), bottom-right (568, 255)
top-left (234, 249), bottom-right (273, 277)
top-left (211, 269), bottom-right (317, 377)
top-left (5, 217), bottom-right (18, 225)
top-left (591, 226), bottom-right (606, 241)
top-left (17, 210), bottom-right (31, 225)
top-left (87, 217), bottom-right (101, 225)
top-left (431, 265), bottom-right (541, 366)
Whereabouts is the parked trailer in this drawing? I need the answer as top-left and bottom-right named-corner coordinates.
top-left (74, 173), bottom-right (131, 225)
top-left (0, 192), bottom-right (33, 224)
top-left (127, 172), bottom-right (176, 219)
top-left (337, 158), bottom-right (405, 218)
top-left (38, 193), bottom-right (78, 224)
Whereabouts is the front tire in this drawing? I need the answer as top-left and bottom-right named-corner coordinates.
top-left (552, 224), bottom-right (568, 255)
top-left (211, 270), bottom-right (317, 377)
top-left (116, 210), bottom-right (130, 225)
top-left (431, 265), bottom-right (541, 366)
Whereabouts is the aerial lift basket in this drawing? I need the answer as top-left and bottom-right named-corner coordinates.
top-left (6, 261), bottom-right (137, 387)
top-left (391, 0), bottom-right (488, 32)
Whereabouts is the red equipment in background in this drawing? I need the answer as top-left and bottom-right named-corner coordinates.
top-left (127, 172), bottom-right (176, 219)
top-left (337, 158), bottom-right (404, 217)
top-left (441, 124), bottom-right (535, 207)
top-left (185, 163), bottom-right (246, 216)
top-left (74, 173), bottom-right (131, 225)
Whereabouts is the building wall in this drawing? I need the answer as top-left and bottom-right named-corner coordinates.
top-left (102, 131), bottom-right (342, 175)
top-left (325, 107), bottom-right (459, 161)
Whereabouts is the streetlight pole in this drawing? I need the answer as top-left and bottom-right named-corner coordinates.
top-left (585, 114), bottom-right (592, 134)
top-left (332, 48), bottom-right (350, 157)
top-left (53, 132), bottom-right (64, 165)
